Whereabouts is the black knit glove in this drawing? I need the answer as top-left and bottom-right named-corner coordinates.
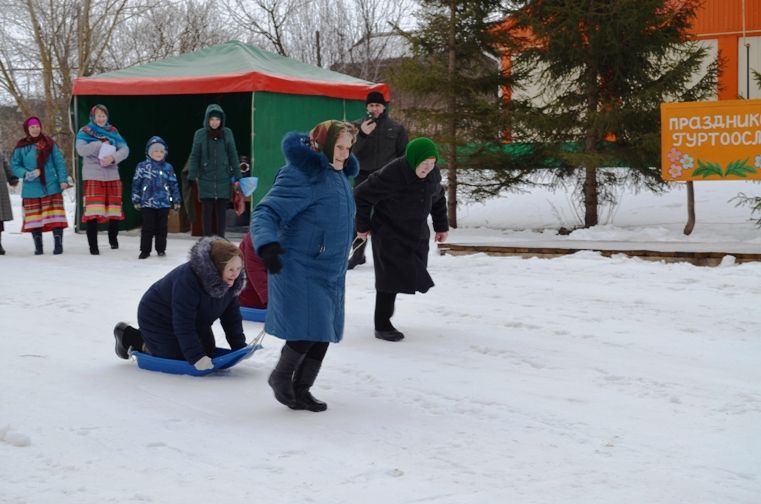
top-left (259, 242), bottom-right (284, 274)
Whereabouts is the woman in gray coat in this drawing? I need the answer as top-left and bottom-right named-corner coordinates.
top-left (0, 152), bottom-right (19, 255)
top-left (75, 104), bottom-right (130, 254)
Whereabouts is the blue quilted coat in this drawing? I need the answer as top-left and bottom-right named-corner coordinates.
top-left (131, 136), bottom-right (181, 209)
top-left (252, 132), bottom-right (358, 343)
top-left (137, 237), bottom-right (247, 364)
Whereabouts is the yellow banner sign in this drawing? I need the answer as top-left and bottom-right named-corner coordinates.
top-left (660, 99), bottom-right (761, 181)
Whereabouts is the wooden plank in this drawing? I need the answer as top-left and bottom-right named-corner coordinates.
top-left (437, 243), bottom-right (761, 266)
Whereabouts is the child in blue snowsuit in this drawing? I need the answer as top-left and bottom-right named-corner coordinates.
top-left (131, 136), bottom-right (181, 259)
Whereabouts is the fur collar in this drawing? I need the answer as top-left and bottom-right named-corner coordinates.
top-left (281, 132), bottom-right (360, 178)
top-left (189, 237), bottom-right (246, 298)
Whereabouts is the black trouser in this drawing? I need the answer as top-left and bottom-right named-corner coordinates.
top-left (200, 198), bottom-right (229, 237)
top-left (140, 208), bottom-right (169, 254)
top-left (374, 291), bottom-right (397, 331)
top-left (285, 341), bottom-right (330, 363)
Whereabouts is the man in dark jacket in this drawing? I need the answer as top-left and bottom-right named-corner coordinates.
top-left (348, 91), bottom-right (409, 269)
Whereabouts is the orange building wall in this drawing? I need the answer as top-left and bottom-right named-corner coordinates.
top-left (690, 0), bottom-right (761, 36)
top-left (690, 0), bottom-right (761, 100)
top-left (495, 1), bottom-right (760, 103)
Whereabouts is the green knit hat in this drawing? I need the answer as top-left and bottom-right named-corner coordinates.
top-left (405, 137), bottom-right (439, 170)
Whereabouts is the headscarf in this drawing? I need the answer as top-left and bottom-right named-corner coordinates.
top-left (76, 104), bottom-right (127, 148)
top-left (15, 116), bottom-right (56, 188)
top-left (405, 137), bottom-right (439, 170)
top-left (308, 120), bottom-right (357, 163)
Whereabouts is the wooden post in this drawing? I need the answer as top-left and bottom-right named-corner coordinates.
top-left (683, 181), bottom-right (695, 235)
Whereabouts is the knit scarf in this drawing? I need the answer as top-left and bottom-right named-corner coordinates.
top-left (76, 121), bottom-right (127, 148)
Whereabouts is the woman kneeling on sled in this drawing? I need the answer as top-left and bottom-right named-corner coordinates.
top-left (113, 236), bottom-right (248, 371)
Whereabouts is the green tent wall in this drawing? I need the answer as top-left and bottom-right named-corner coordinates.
top-left (71, 40), bottom-right (388, 231)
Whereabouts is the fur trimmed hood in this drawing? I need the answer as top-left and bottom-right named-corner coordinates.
top-left (281, 132), bottom-right (360, 179)
top-left (188, 236), bottom-right (246, 298)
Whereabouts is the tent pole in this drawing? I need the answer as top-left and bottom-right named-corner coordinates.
top-left (250, 91), bottom-right (257, 208)
top-left (72, 95), bottom-right (81, 232)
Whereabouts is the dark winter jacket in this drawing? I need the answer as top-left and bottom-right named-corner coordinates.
top-left (1, 152), bottom-right (18, 222)
top-left (352, 110), bottom-right (408, 181)
top-left (11, 142), bottom-right (68, 198)
top-left (131, 137), bottom-right (181, 209)
top-left (137, 237), bottom-right (247, 364)
top-left (354, 156), bottom-right (448, 294)
top-left (187, 104), bottom-right (241, 200)
top-left (252, 132), bottom-right (358, 343)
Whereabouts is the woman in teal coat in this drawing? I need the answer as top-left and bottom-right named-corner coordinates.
top-left (252, 120), bottom-right (358, 413)
top-left (187, 104), bottom-right (240, 238)
top-left (10, 117), bottom-right (69, 255)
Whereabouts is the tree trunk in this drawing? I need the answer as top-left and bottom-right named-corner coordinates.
top-left (683, 181), bottom-right (695, 235)
top-left (315, 30), bottom-right (321, 67)
top-left (446, 0), bottom-right (457, 228)
top-left (583, 166), bottom-right (598, 227)
top-left (583, 62), bottom-right (599, 228)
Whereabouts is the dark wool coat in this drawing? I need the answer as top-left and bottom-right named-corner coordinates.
top-left (354, 156), bottom-right (448, 294)
top-left (352, 110), bottom-right (408, 182)
top-left (252, 132), bottom-right (358, 343)
top-left (187, 104), bottom-right (241, 200)
top-left (0, 153), bottom-right (17, 222)
top-left (137, 237), bottom-right (247, 364)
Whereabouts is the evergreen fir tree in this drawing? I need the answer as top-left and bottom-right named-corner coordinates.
top-left (502, 0), bottom-right (718, 227)
top-left (732, 69), bottom-right (761, 227)
top-left (391, 0), bottom-right (515, 227)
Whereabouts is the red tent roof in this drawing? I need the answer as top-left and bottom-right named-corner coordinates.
top-left (73, 40), bottom-right (388, 100)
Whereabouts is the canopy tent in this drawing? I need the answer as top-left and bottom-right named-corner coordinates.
top-left (71, 40), bottom-right (388, 231)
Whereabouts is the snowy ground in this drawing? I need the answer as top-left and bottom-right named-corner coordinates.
top-left (1, 181), bottom-right (760, 504)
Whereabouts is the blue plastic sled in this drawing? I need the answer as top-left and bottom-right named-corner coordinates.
top-left (131, 335), bottom-right (263, 376)
top-left (240, 306), bottom-right (266, 322)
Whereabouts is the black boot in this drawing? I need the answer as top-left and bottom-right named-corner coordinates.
top-left (268, 345), bottom-right (305, 408)
top-left (53, 228), bottom-right (63, 255)
top-left (86, 220), bottom-right (99, 255)
top-left (32, 231), bottom-right (43, 255)
top-left (108, 220), bottom-right (119, 249)
top-left (292, 357), bottom-right (328, 412)
top-left (113, 322), bottom-right (144, 359)
top-left (374, 292), bottom-right (403, 341)
top-left (347, 238), bottom-right (367, 270)
top-left (0, 232), bottom-right (5, 255)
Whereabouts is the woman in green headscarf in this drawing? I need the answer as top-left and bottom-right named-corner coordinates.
top-left (353, 137), bottom-right (449, 342)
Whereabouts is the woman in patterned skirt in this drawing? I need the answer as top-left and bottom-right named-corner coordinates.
top-left (10, 117), bottom-right (70, 255)
top-left (75, 104), bottom-right (129, 254)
